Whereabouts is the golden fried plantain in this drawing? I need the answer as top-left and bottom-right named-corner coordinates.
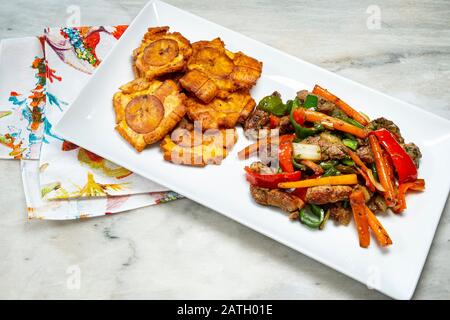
top-left (113, 78), bottom-right (186, 152)
top-left (185, 90), bottom-right (256, 130)
top-left (227, 51), bottom-right (263, 89)
top-left (179, 38), bottom-right (262, 103)
top-left (133, 26), bottom-right (192, 80)
top-left (160, 126), bottom-right (237, 166)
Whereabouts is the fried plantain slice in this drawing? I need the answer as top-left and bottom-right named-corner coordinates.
top-left (113, 78), bottom-right (186, 152)
top-left (228, 51), bottom-right (263, 90)
top-left (160, 126), bottom-right (237, 166)
top-left (179, 38), bottom-right (262, 103)
top-left (185, 90), bottom-right (256, 130)
top-left (133, 26), bottom-right (192, 80)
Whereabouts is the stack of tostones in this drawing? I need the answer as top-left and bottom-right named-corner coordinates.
top-left (113, 26), bottom-right (263, 166)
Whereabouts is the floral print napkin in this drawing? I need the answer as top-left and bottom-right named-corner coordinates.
top-left (22, 159), bottom-right (180, 220)
top-left (0, 37), bottom-right (47, 159)
top-left (39, 26), bottom-right (171, 200)
top-left (0, 31), bottom-right (181, 219)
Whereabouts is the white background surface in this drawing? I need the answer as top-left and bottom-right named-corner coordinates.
top-left (0, 0), bottom-right (449, 299)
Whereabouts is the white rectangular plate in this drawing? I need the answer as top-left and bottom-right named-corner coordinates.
top-left (55, 0), bottom-right (450, 299)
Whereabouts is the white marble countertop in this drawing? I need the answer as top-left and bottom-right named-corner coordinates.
top-left (0, 0), bottom-right (449, 299)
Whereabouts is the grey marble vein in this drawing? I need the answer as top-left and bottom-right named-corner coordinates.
top-left (0, 0), bottom-right (449, 300)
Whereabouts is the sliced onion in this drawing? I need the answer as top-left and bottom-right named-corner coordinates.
top-left (366, 169), bottom-right (385, 192)
top-left (320, 120), bottom-right (334, 130)
top-left (293, 143), bottom-right (321, 161)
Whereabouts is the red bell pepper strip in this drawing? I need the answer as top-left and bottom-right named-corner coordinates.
top-left (269, 114), bottom-right (281, 128)
top-left (393, 179), bottom-right (425, 213)
top-left (292, 109), bottom-right (306, 125)
top-left (278, 134), bottom-right (295, 172)
top-left (244, 167), bottom-right (301, 189)
top-left (291, 187), bottom-right (308, 201)
top-left (369, 129), bottom-right (418, 183)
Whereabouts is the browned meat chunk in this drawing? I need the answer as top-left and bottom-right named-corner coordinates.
top-left (356, 145), bottom-right (374, 164)
top-left (367, 194), bottom-right (387, 213)
top-left (249, 161), bottom-right (276, 174)
top-left (402, 142), bottom-right (422, 168)
top-left (301, 134), bottom-right (346, 160)
top-left (250, 185), bottom-right (304, 213)
top-left (367, 117), bottom-right (404, 143)
top-left (244, 108), bottom-right (270, 132)
top-left (297, 90), bottom-right (336, 114)
top-left (329, 202), bottom-right (352, 226)
top-left (279, 115), bottom-right (294, 135)
top-left (305, 185), bottom-right (353, 205)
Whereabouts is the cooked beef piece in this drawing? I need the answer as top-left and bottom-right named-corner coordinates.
top-left (367, 194), bottom-right (387, 213)
top-left (250, 185), bottom-right (304, 213)
top-left (402, 142), bottom-right (422, 168)
top-left (305, 185), bottom-right (353, 205)
top-left (297, 90), bottom-right (336, 114)
top-left (329, 202), bottom-right (352, 226)
top-left (356, 144), bottom-right (374, 164)
top-left (301, 134), bottom-right (347, 160)
top-left (356, 137), bottom-right (368, 146)
top-left (279, 115), bottom-right (294, 134)
top-left (301, 135), bottom-right (321, 145)
top-left (249, 161), bottom-right (276, 174)
top-left (335, 164), bottom-right (356, 174)
top-left (244, 108), bottom-right (270, 132)
top-left (271, 91), bottom-right (282, 98)
top-left (367, 117), bottom-right (404, 143)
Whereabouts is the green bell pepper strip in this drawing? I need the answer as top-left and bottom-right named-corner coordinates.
top-left (319, 160), bottom-right (338, 170)
top-left (342, 138), bottom-right (358, 150)
top-left (341, 158), bottom-right (355, 166)
top-left (292, 158), bottom-right (307, 171)
top-left (290, 105), bottom-right (324, 139)
top-left (257, 95), bottom-right (288, 116)
top-left (300, 204), bottom-right (325, 229)
top-left (331, 109), bottom-right (364, 129)
top-left (320, 160), bottom-right (341, 176)
top-left (323, 166), bottom-right (341, 177)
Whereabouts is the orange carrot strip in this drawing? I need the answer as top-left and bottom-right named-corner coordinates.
top-left (238, 142), bottom-right (259, 160)
top-left (350, 189), bottom-right (370, 248)
top-left (303, 109), bottom-right (368, 138)
top-left (345, 149), bottom-right (377, 192)
top-left (312, 84), bottom-right (369, 126)
top-left (238, 137), bottom-right (274, 160)
top-left (300, 159), bottom-right (324, 175)
top-left (369, 135), bottom-right (397, 207)
top-left (365, 206), bottom-right (393, 247)
top-left (278, 174), bottom-right (358, 189)
top-left (346, 149), bottom-right (369, 171)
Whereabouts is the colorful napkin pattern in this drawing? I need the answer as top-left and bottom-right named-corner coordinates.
top-left (22, 159), bottom-right (180, 220)
top-left (0, 29), bottom-right (181, 220)
top-left (39, 26), bottom-right (170, 200)
top-left (0, 37), bottom-right (47, 159)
